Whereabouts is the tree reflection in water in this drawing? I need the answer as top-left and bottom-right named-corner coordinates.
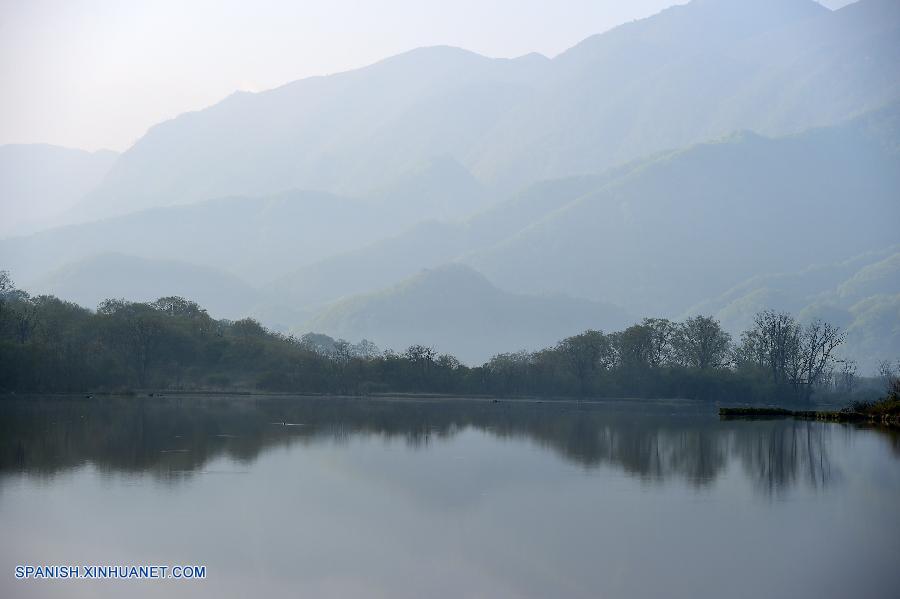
top-left (1, 396), bottom-right (895, 494)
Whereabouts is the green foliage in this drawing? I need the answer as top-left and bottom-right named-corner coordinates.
top-left (0, 276), bottom-right (872, 403)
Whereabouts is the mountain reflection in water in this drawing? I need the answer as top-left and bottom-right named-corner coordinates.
top-left (3, 395), bottom-right (896, 495)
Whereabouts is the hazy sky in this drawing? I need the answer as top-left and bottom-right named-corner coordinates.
top-left (0, 0), bottom-right (855, 152)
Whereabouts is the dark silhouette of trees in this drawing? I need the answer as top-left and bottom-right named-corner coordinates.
top-left (0, 278), bottom-right (862, 402)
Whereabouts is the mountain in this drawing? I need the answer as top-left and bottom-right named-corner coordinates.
top-left (75, 47), bottom-right (545, 220)
top-left (6, 100), bottom-right (898, 345)
top-left (0, 144), bottom-right (118, 237)
top-left (303, 264), bottom-right (632, 364)
top-left (72, 0), bottom-right (900, 220)
top-left (271, 102), bottom-right (900, 318)
top-left (686, 246), bottom-right (900, 373)
top-left (265, 172), bottom-right (610, 309)
top-left (364, 155), bottom-right (489, 222)
top-left (0, 190), bottom-right (405, 287)
top-left (465, 101), bottom-right (900, 316)
top-left (31, 253), bottom-right (259, 319)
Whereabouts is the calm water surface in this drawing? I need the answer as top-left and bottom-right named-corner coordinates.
top-left (1, 395), bottom-right (899, 598)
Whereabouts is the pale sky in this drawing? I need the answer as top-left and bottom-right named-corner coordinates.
top-left (0, 0), bottom-right (855, 152)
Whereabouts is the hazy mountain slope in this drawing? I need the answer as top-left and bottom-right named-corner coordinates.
top-left (465, 102), bottom-right (900, 316)
top-left (0, 144), bottom-right (118, 237)
top-left (0, 190), bottom-right (398, 286)
top-left (76, 47), bottom-right (547, 220)
top-left (364, 155), bottom-right (489, 222)
top-left (271, 101), bottom-right (900, 316)
top-left (72, 0), bottom-right (900, 220)
top-left (471, 0), bottom-right (839, 187)
top-left (268, 221), bottom-right (469, 309)
top-left (688, 247), bottom-right (899, 328)
top-left (267, 173), bottom-right (608, 308)
top-left (32, 253), bottom-right (258, 319)
top-left (685, 247), bottom-right (900, 372)
top-left (842, 294), bottom-right (900, 373)
top-left (304, 264), bottom-right (632, 364)
top-left (837, 253), bottom-right (900, 302)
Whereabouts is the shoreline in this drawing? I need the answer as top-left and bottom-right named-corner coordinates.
top-left (719, 406), bottom-right (900, 427)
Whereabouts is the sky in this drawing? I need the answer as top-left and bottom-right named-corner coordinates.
top-left (0, 0), bottom-right (855, 153)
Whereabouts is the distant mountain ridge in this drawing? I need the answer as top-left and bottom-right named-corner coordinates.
top-left (5, 100), bottom-right (897, 331)
top-left (304, 264), bottom-right (632, 364)
top-left (268, 102), bottom-right (900, 317)
top-left (32, 253), bottom-right (259, 319)
top-left (0, 190), bottom-right (398, 287)
top-left (2, 0), bottom-right (898, 372)
top-left (72, 0), bottom-right (900, 220)
top-left (686, 246), bottom-right (900, 372)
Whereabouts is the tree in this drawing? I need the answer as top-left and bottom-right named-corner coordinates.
top-left (0, 270), bottom-right (14, 319)
top-left (675, 316), bottom-right (732, 370)
top-left (833, 360), bottom-right (857, 394)
top-left (789, 319), bottom-right (845, 400)
top-left (556, 330), bottom-right (613, 394)
top-left (737, 310), bottom-right (800, 386)
top-left (613, 325), bottom-right (654, 372)
top-left (332, 339), bottom-right (353, 364)
top-left (10, 296), bottom-right (38, 344)
top-left (402, 345), bottom-right (438, 389)
top-left (232, 318), bottom-right (267, 338)
top-left (152, 296), bottom-right (205, 318)
top-left (97, 299), bottom-right (165, 386)
top-left (437, 354), bottom-right (461, 371)
top-left (404, 345), bottom-right (437, 365)
top-left (641, 318), bottom-right (679, 367)
top-left (738, 311), bottom-right (844, 401)
top-left (299, 332), bottom-right (338, 356)
top-left (877, 360), bottom-right (898, 387)
top-left (351, 339), bottom-right (381, 359)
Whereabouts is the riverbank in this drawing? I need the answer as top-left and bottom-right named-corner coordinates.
top-left (719, 406), bottom-right (900, 427)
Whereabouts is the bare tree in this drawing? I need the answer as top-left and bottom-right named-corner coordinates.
top-left (738, 310), bottom-right (800, 385)
top-left (789, 319), bottom-right (845, 401)
top-left (739, 311), bottom-right (844, 401)
top-left (833, 360), bottom-right (857, 394)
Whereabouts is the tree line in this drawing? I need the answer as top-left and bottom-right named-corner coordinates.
top-left (0, 270), bottom-right (873, 402)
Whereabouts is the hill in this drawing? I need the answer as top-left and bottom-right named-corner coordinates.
top-left (31, 253), bottom-right (259, 319)
top-left (303, 264), bottom-right (631, 364)
top-left (0, 190), bottom-right (400, 286)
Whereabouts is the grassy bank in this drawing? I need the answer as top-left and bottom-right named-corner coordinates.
top-left (720, 394), bottom-right (900, 427)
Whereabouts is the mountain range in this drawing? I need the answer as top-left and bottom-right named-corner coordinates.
top-left (0, 144), bottom-right (118, 236)
top-left (70, 0), bottom-right (900, 221)
top-left (1, 0), bottom-right (899, 370)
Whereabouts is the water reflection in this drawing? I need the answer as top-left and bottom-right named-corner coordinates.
top-left (2, 395), bottom-right (896, 493)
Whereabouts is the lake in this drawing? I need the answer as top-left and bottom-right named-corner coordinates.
top-left (1, 395), bottom-right (899, 598)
